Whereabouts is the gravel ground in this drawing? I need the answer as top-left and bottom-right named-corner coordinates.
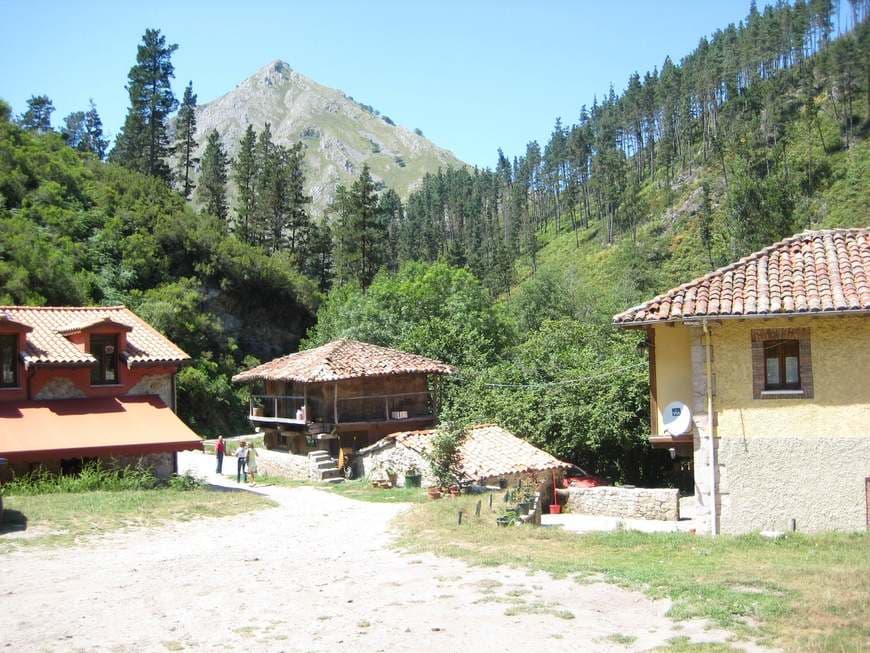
top-left (0, 451), bottom-right (774, 653)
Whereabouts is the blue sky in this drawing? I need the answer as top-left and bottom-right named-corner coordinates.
top-left (1, 1), bottom-right (770, 167)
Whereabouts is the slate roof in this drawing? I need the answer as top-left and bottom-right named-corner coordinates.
top-left (0, 306), bottom-right (189, 368)
top-left (613, 229), bottom-right (870, 325)
top-left (232, 339), bottom-right (456, 384)
top-left (364, 424), bottom-right (570, 480)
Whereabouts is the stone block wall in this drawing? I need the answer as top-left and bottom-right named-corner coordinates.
top-left (128, 374), bottom-right (173, 408)
top-left (255, 448), bottom-right (310, 481)
top-left (111, 452), bottom-right (176, 480)
top-left (563, 486), bottom-right (680, 521)
top-left (357, 443), bottom-right (434, 486)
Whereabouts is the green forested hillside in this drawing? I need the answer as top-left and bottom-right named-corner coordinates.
top-left (0, 103), bottom-right (317, 434)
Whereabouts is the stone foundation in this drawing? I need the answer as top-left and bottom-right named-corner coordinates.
top-left (357, 443), bottom-right (434, 486)
top-left (255, 448), bottom-right (310, 481)
top-left (111, 452), bottom-right (176, 480)
top-left (562, 486), bottom-right (680, 521)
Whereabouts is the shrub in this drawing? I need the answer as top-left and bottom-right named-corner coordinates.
top-left (424, 421), bottom-right (467, 488)
top-left (2, 460), bottom-right (162, 495)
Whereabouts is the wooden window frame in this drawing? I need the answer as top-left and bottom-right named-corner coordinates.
top-left (90, 334), bottom-right (120, 385)
top-left (0, 334), bottom-right (19, 388)
top-left (751, 328), bottom-right (813, 399)
top-left (762, 339), bottom-right (801, 391)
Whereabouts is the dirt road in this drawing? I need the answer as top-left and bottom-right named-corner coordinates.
top-left (0, 452), bottom-right (769, 652)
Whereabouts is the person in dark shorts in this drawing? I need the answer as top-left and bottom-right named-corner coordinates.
top-left (236, 440), bottom-right (248, 482)
top-left (215, 435), bottom-right (226, 474)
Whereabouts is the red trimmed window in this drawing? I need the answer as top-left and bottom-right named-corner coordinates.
top-left (91, 334), bottom-right (119, 385)
top-left (0, 335), bottom-right (18, 387)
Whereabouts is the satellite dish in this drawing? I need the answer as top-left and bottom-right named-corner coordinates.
top-left (662, 401), bottom-right (692, 436)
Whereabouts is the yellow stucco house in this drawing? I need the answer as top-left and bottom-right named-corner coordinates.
top-left (614, 228), bottom-right (870, 535)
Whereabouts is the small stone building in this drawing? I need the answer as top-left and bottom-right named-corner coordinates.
top-left (357, 423), bottom-right (570, 492)
top-left (0, 306), bottom-right (202, 480)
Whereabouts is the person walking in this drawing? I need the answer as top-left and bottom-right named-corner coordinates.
top-left (247, 444), bottom-right (258, 487)
top-left (215, 435), bottom-right (226, 474)
top-left (236, 440), bottom-right (248, 483)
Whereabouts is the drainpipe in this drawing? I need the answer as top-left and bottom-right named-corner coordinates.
top-left (703, 319), bottom-right (718, 536)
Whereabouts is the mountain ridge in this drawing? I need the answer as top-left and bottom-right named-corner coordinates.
top-left (190, 60), bottom-right (466, 213)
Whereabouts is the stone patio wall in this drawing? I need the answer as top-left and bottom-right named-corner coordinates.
top-left (563, 486), bottom-right (680, 521)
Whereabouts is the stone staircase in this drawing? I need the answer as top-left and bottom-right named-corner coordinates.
top-left (308, 450), bottom-right (344, 484)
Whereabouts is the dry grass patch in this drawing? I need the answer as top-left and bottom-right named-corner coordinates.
top-left (394, 492), bottom-right (870, 652)
top-left (1, 488), bottom-right (275, 552)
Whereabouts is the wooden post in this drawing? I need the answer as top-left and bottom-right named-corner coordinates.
top-left (385, 395), bottom-right (390, 421)
top-left (303, 385), bottom-right (308, 421)
top-left (475, 500), bottom-right (481, 517)
top-left (273, 396), bottom-right (278, 419)
top-left (457, 510), bottom-right (463, 525)
top-left (489, 493), bottom-right (493, 510)
top-left (333, 383), bottom-right (338, 424)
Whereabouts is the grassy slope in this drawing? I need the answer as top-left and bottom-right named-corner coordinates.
top-left (510, 132), bottom-right (870, 321)
top-left (395, 494), bottom-right (870, 652)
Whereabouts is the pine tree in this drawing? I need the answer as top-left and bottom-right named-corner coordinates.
top-left (232, 124), bottom-right (258, 244)
top-left (333, 164), bottom-right (388, 289)
top-left (62, 101), bottom-right (109, 158)
top-left (175, 81), bottom-right (198, 198)
top-left (301, 220), bottom-right (334, 292)
top-left (283, 141), bottom-right (311, 255)
top-left (377, 188), bottom-right (403, 271)
top-left (110, 28), bottom-right (178, 181)
top-left (84, 100), bottom-right (108, 159)
top-left (197, 129), bottom-right (229, 222)
top-left (19, 95), bottom-right (54, 132)
top-left (61, 111), bottom-right (87, 148)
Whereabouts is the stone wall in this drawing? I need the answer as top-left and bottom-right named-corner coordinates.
top-left (717, 436), bottom-right (870, 533)
top-left (33, 377), bottom-right (86, 400)
top-left (128, 374), bottom-right (173, 408)
top-left (357, 442), bottom-right (434, 486)
top-left (255, 448), bottom-right (310, 481)
top-left (110, 452), bottom-right (176, 480)
top-left (563, 486), bottom-right (680, 521)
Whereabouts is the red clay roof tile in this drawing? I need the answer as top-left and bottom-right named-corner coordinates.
top-left (613, 229), bottom-right (870, 324)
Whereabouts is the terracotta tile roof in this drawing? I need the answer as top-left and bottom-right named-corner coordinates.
top-left (0, 306), bottom-right (189, 368)
top-left (614, 229), bottom-right (870, 325)
top-left (232, 339), bottom-right (456, 384)
top-left (370, 423), bottom-right (569, 480)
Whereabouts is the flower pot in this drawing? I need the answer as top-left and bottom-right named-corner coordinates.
top-left (516, 501), bottom-right (531, 514)
top-left (496, 516), bottom-right (511, 527)
top-left (404, 473), bottom-right (422, 488)
top-left (549, 504), bottom-right (561, 514)
top-left (427, 487), bottom-right (442, 500)
top-left (449, 485), bottom-right (461, 497)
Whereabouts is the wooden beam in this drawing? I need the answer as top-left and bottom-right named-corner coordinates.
top-left (333, 382), bottom-right (338, 424)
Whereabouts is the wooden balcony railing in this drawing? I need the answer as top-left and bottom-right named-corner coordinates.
top-left (249, 392), bottom-right (434, 425)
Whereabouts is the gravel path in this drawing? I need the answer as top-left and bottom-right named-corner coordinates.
top-left (0, 451), bottom-right (773, 652)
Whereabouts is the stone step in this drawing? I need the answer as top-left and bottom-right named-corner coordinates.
top-left (319, 467), bottom-right (342, 480)
top-left (308, 450), bottom-right (330, 459)
top-left (313, 459), bottom-right (336, 470)
top-left (323, 476), bottom-right (344, 484)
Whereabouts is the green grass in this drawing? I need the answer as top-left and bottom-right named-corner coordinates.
top-left (1, 488), bottom-right (275, 552)
top-left (394, 493), bottom-right (870, 653)
top-left (252, 475), bottom-right (428, 503)
top-left (328, 479), bottom-right (428, 503)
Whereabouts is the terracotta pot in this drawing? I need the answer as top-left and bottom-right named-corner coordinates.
top-left (449, 485), bottom-right (460, 496)
top-left (427, 487), bottom-right (442, 500)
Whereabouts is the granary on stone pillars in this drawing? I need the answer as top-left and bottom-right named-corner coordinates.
top-left (0, 306), bottom-right (202, 480)
top-left (613, 229), bottom-right (870, 535)
top-left (232, 339), bottom-right (456, 457)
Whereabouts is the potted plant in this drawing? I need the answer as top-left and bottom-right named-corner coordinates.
top-left (385, 466), bottom-right (398, 487)
top-left (404, 465), bottom-right (422, 488)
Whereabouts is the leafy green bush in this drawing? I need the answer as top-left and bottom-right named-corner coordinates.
top-left (424, 421), bottom-right (467, 488)
top-left (1, 461), bottom-right (161, 495)
top-left (167, 471), bottom-right (202, 491)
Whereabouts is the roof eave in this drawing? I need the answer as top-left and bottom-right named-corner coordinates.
top-left (615, 307), bottom-right (870, 327)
